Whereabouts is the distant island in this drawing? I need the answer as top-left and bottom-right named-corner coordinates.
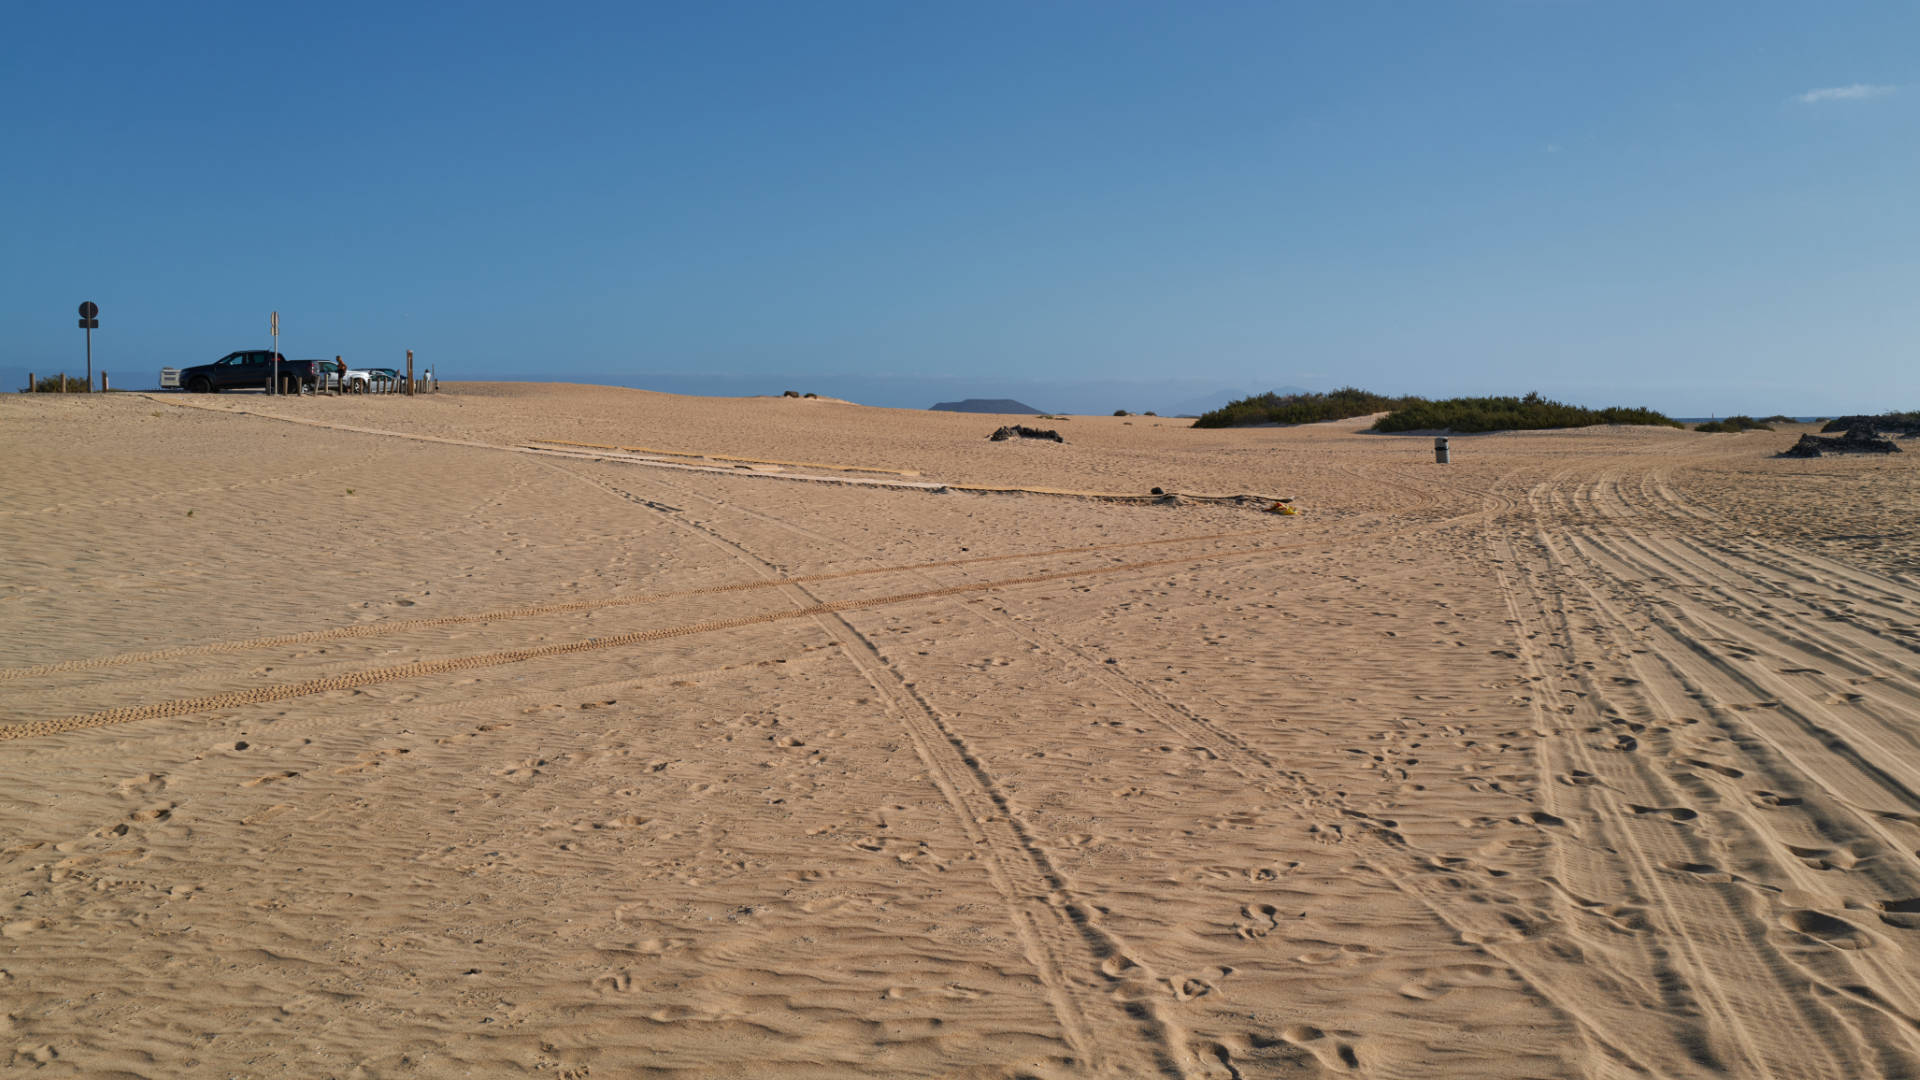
top-left (929, 398), bottom-right (1043, 414)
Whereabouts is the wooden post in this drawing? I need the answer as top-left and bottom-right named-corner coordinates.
top-left (58, 372), bottom-right (66, 393)
top-left (101, 372), bottom-right (109, 392)
top-left (27, 373), bottom-right (33, 393)
top-left (406, 350), bottom-right (415, 396)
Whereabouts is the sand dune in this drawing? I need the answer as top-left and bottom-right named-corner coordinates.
top-left (3, 387), bottom-right (1917, 1077)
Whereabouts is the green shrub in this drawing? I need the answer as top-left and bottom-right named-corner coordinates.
top-left (1192, 387), bottom-right (1416, 428)
top-left (1372, 392), bottom-right (1681, 434)
top-left (26, 374), bottom-right (90, 393)
top-left (1761, 414), bottom-right (1796, 424)
top-left (1695, 415), bottom-right (1772, 433)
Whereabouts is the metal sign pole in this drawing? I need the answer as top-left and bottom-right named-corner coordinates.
top-left (76, 301), bottom-right (99, 392)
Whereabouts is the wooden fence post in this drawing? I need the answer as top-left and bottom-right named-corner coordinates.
top-left (101, 372), bottom-right (109, 392)
top-left (406, 350), bottom-right (415, 396)
top-left (27, 373), bottom-right (33, 393)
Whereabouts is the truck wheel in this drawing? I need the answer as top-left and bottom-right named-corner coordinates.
top-left (188, 376), bottom-right (213, 393)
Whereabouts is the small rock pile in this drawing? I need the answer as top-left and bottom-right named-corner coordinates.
top-left (987, 425), bottom-right (1064, 443)
top-left (1779, 425), bottom-right (1903, 458)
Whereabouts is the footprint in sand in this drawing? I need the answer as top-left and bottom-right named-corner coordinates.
top-left (1237, 903), bottom-right (1282, 940)
top-left (1170, 967), bottom-right (1231, 1000)
top-left (1877, 898), bottom-right (1920, 930)
top-left (334, 748), bottom-right (410, 775)
top-left (1274, 1024), bottom-right (1361, 1070)
top-left (1246, 863), bottom-right (1297, 881)
top-left (1663, 860), bottom-right (1734, 883)
top-left (8, 1045), bottom-right (57, 1067)
top-left (1785, 843), bottom-right (1876, 872)
top-left (1397, 976), bottom-right (1453, 1000)
top-left (114, 773), bottom-right (168, 797)
top-left (1781, 909), bottom-right (1870, 949)
top-left (1629, 804), bottom-right (1698, 822)
top-left (243, 771), bottom-right (299, 788)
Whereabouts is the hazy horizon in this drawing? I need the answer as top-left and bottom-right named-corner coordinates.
top-left (6, 360), bottom-right (1901, 421)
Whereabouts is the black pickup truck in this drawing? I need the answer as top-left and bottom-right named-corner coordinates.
top-left (175, 351), bottom-right (322, 394)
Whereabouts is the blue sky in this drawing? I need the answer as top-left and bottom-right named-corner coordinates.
top-left (5, 1), bottom-right (1914, 414)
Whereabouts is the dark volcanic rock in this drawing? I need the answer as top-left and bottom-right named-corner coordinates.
top-left (1780, 427), bottom-right (1903, 457)
top-left (987, 425), bottom-right (1064, 443)
top-left (1821, 413), bottom-right (1920, 436)
top-left (932, 398), bottom-right (1044, 414)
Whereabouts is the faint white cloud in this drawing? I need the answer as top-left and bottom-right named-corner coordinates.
top-left (1796, 83), bottom-right (1897, 104)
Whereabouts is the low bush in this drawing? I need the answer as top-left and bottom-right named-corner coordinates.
top-left (1372, 392), bottom-right (1681, 434)
top-left (1192, 387), bottom-right (1415, 428)
top-left (1695, 415), bottom-right (1772, 433)
top-left (26, 374), bottom-right (90, 393)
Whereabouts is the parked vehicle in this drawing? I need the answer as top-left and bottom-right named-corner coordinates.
top-left (176, 351), bottom-right (321, 394)
top-left (300, 360), bottom-right (343, 393)
top-left (344, 367), bottom-right (401, 393)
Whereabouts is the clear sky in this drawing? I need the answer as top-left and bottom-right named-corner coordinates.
top-left (6, 1), bottom-right (1914, 415)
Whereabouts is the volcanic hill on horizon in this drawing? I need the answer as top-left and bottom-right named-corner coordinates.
top-left (929, 397), bottom-right (1044, 415)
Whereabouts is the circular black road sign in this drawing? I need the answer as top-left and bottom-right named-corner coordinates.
top-left (78, 301), bottom-right (98, 319)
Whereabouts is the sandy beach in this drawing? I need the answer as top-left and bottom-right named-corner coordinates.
top-left (4, 383), bottom-right (1918, 1078)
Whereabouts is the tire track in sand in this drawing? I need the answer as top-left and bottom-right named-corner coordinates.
top-left (0, 529), bottom-right (1276, 684)
top-left (620, 457), bottom-right (1599, 1077)
top-left (1455, 465), bottom-right (1920, 1078)
top-left (1561, 469), bottom-right (1920, 1065)
top-left (1, 544), bottom-right (1316, 745)
top-left (551, 462), bottom-right (1192, 1076)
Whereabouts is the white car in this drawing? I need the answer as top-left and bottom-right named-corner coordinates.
top-left (344, 367), bottom-right (400, 393)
